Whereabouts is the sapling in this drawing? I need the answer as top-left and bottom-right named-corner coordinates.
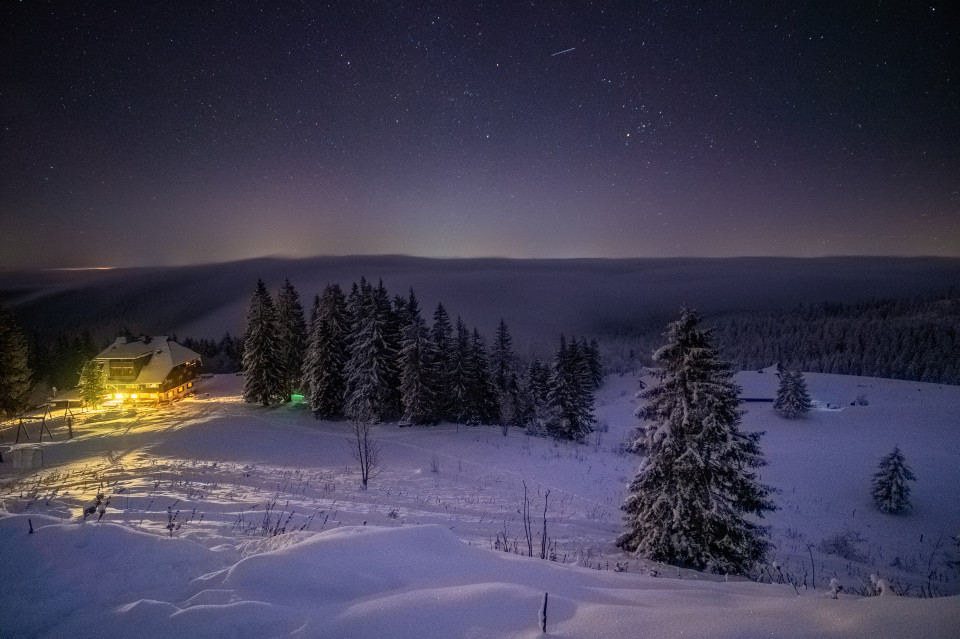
top-left (348, 417), bottom-right (381, 488)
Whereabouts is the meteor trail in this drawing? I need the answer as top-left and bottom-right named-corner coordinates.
top-left (551, 47), bottom-right (575, 56)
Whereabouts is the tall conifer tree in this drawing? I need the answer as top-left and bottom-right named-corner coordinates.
top-left (344, 278), bottom-right (393, 423)
top-left (399, 289), bottom-right (436, 424)
top-left (585, 338), bottom-right (604, 389)
top-left (469, 327), bottom-right (499, 424)
top-left (491, 319), bottom-right (520, 428)
top-left (618, 308), bottom-right (774, 573)
top-left (242, 279), bottom-right (284, 405)
top-left (303, 284), bottom-right (350, 419)
top-left (520, 359), bottom-right (551, 431)
top-left (450, 317), bottom-right (474, 422)
top-left (275, 278), bottom-right (307, 402)
top-left (546, 335), bottom-right (595, 441)
top-left (431, 302), bottom-right (455, 420)
top-left (376, 281), bottom-right (402, 419)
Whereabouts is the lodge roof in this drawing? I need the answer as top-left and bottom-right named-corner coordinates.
top-left (94, 336), bottom-right (201, 385)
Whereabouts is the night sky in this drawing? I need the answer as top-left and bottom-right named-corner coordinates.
top-left (2, 1), bottom-right (957, 268)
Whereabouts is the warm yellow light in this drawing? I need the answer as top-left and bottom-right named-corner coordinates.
top-left (115, 393), bottom-right (124, 400)
top-left (149, 393), bottom-right (157, 399)
top-left (130, 394), bottom-right (138, 399)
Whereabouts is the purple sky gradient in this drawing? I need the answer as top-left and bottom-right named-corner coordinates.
top-left (2, 2), bottom-right (957, 268)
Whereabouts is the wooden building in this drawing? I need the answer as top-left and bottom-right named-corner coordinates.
top-left (92, 336), bottom-right (202, 404)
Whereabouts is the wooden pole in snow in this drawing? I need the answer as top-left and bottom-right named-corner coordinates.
top-left (539, 592), bottom-right (548, 633)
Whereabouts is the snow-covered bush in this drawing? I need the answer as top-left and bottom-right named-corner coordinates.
top-left (828, 577), bottom-right (843, 599)
top-left (866, 573), bottom-right (895, 596)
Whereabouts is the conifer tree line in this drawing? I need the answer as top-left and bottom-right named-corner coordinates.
top-left (179, 333), bottom-right (243, 374)
top-left (709, 294), bottom-right (960, 385)
top-left (0, 314), bottom-right (99, 403)
top-left (242, 278), bottom-right (602, 440)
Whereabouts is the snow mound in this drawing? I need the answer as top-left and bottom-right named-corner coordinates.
top-left (3, 515), bottom-right (958, 638)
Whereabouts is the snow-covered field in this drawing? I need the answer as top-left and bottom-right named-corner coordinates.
top-left (2, 371), bottom-right (958, 638)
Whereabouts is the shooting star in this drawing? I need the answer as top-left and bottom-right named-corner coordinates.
top-left (551, 47), bottom-right (576, 57)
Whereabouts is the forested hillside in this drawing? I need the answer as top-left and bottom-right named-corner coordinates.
top-left (710, 294), bottom-right (960, 385)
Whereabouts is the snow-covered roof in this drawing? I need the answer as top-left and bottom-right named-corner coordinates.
top-left (95, 336), bottom-right (200, 385)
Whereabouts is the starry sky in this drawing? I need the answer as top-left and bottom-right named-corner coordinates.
top-left (2, 1), bottom-right (957, 268)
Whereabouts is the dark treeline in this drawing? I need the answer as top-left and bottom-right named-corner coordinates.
top-left (28, 331), bottom-right (99, 393)
top-left (242, 277), bottom-right (602, 442)
top-left (710, 294), bottom-right (960, 385)
top-left (179, 334), bottom-right (243, 374)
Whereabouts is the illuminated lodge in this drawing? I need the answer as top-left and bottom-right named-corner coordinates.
top-left (94, 336), bottom-right (202, 403)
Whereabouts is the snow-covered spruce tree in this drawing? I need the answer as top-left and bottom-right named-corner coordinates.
top-left (491, 318), bottom-right (516, 393)
top-left (399, 289), bottom-right (436, 424)
top-left (343, 278), bottom-right (394, 423)
top-left (618, 308), bottom-right (775, 573)
top-left (430, 302), bottom-right (455, 421)
top-left (0, 306), bottom-right (32, 418)
top-left (78, 360), bottom-right (108, 409)
top-left (302, 292), bottom-right (322, 401)
top-left (303, 284), bottom-right (350, 419)
top-left (585, 338), bottom-right (604, 390)
top-left (450, 317), bottom-right (475, 423)
top-left (378, 281), bottom-right (403, 419)
top-left (545, 335), bottom-right (595, 441)
top-left (871, 446), bottom-right (916, 514)
top-left (518, 359), bottom-right (551, 433)
top-left (568, 337), bottom-right (597, 436)
top-left (242, 279), bottom-right (285, 405)
top-left (469, 327), bottom-right (499, 424)
top-left (491, 318), bottom-right (521, 432)
top-left (275, 279), bottom-right (307, 402)
top-left (773, 367), bottom-right (812, 418)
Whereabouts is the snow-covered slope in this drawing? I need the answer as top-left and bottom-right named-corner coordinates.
top-left (1, 372), bottom-right (958, 638)
top-left (3, 517), bottom-right (957, 639)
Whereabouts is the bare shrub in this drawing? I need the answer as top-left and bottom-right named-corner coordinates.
top-left (819, 530), bottom-right (867, 562)
top-left (348, 419), bottom-right (381, 488)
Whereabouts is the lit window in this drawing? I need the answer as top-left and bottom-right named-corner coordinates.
top-left (178, 386), bottom-right (184, 393)
top-left (187, 382), bottom-right (193, 388)
top-left (149, 393), bottom-right (157, 399)
top-left (130, 393), bottom-right (138, 399)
